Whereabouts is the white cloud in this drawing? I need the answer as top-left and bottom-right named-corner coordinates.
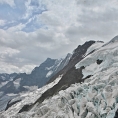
top-left (20, 65), bottom-right (37, 74)
top-left (7, 23), bottom-right (26, 32)
top-left (41, 0), bottom-right (79, 27)
top-left (0, 47), bottom-right (19, 58)
top-left (0, 0), bottom-right (15, 7)
top-left (23, 0), bottom-right (32, 19)
top-left (0, 19), bottom-right (6, 26)
top-left (0, 61), bottom-right (36, 74)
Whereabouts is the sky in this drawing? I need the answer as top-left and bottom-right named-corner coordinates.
top-left (0, 0), bottom-right (118, 74)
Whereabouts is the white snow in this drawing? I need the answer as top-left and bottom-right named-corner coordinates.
top-left (0, 81), bottom-right (9, 88)
top-left (85, 41), bottom-right (104, 56)
top-left (45, 59), bottom-right (63, 71)
top-left (23, 86), bottom-right (38, 91)
top-left (46, 70), bottom-right (53, 78)
top-left (76, 39), bottom-right (118, 79)
top-left (7, 93), bottom-right (18, 97)
top-left (82, 62), bottom-right (100, 78)
top-left (45, 66), bottom-right (54, 71)
top-left (13, 78), bottom-right (21, 89)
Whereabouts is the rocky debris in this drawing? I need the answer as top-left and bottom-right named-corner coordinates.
top-left (96, 59), bottom-right (103, 65)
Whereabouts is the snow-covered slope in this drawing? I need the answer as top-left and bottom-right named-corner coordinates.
top-left (85, 41), bottom-right (104, 56)
top-left (0, 75), bottom-right (63, 117)
top-left (1, 36), bottom-right (118, 118)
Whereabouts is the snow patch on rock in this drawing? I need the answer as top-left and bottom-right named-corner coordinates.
top-left (46, 71), bottom-right (53, 78)
top-left (13, 78), bottom-right (21, 89)
top-left (85, 41), bottom-right (104, 56)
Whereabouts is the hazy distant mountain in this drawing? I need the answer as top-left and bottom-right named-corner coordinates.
top-left (0, 73), bottom-right (17, 88)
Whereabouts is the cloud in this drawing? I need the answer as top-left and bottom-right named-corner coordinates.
top-left (23, 0), bottom-right (46, 19)
top-left (0, 0), bottom-right (15, 7)
top-left (0, 26), bottom-right (73, 74)
top-left (7, 23), bottom-right (26, 32)
top-left (0, 0), bottom-right (118, 73)
top-left (59, 0), bottom-right (118, 44)
top-left (0, 19), bottom-right (6, 26)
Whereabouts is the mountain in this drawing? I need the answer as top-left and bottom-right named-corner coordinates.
top-left (0, 73), bottom-right (18, 111)
top-left (0, 53), bottom-right (72, 111)
top-left (0, 40), bottom-right (98, 115)
top-left (1, 36), bottom-right (118, 118)
top-left (0, 56), bottom-right (72, 94)
top-left (0, 73), bottom-right (17, 88)
top-left (48, 40), bottom-right (97, 83)
top-left (16, 40), bottom-right (97, 112)
top-left (0, 73), bottom-right (17, 98)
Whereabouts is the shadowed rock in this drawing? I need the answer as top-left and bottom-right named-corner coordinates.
top-left (18, 41), bottom-right (96, 113)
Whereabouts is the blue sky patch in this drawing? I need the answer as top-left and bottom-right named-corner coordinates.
top-left (0, 0), bottom-right (47, 32)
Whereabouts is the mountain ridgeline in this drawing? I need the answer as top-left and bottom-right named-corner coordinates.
top-left (0, 40), bottom-right (106, 113)
top-left (12, 40), bottom-right (97, 113)
top-left (0, 55), bottom-right (71, 94)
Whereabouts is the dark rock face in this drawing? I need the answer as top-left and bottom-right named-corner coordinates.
top-left (48, 41), bottom-right (95, 83)
top-left (18, 104), bottom-right (32, 113)
top-left (96, 59), bottom-right (103, 65)
top-left (5, 99), bottom-right (21, 111)
top-left (37, 66), bottom-right (84, 103)
top-left (44, 41), bottom-right (96, 102)
top-left (18, 41), bottom-right (96, 113)
top-left (114, 109), bottom-right (118, 118)
top-left (0, 95), bottom-right (14, 111)
top-left (83, 75), bottom-right (93, 80)
top-left (18, 66), bottom-right (84, 113)
top-left (39, 41), bottom-right (96, 104)
top-left (19, 58), bottom-right (58, 87)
